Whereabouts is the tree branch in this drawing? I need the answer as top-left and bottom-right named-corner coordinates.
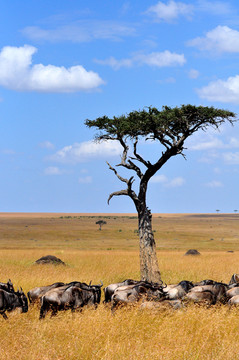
top-left (116, 136), bottom-right (143, 179)
top-left (106, 162), bottom-right (139, 205)
top-left (129, 138), bottom-right (152, 168)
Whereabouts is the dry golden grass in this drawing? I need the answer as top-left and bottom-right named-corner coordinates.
top-left (0, 213), bottom-right (239, 359)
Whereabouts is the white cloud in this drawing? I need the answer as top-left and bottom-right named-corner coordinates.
top-left (167, 177), bottom-right (185, 187)
top-left (146, 1), bottom-right (193, 22)
top-left (0, 45), bottom-right (104, 93)
top-left (44, 166), bottom-right (63, 175)
top-left (95, 56), bottom-right (133, 70)
top-left (188, 69), bottom-right (199, 79)
top-left (205, 180), bottom-right (223, 188)
top-left (197, 0), bottom-right (234, 16)
top-left (50, 140), bottom-right (122, 163)
top-left (150, 174), bottom-right (168, 183)
top-left (188, 26), bottom-right (239, 53)
top-left (150, 174), bottom-right (185, 187)
top-left (22, 21), bottom-right (136, 43)
top-left (95, 51), bottom-right (186, 70)
top-left (187, 134), bottom-right (239, 151)
top-left (39, 141), bottom-right (55, 149)
top-left (78, 176), bottom-right (92, 184)
top-left (189, 137), bottom-right (225, 151)
top-left (198, 75), bottom-right (239, 103)
top-left (223, 152), bottom-right (239, 164)
top-left (136, 51), bottom-right (186, 67)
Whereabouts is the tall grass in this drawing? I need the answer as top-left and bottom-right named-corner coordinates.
top-left (0, 214), bottom-right (239, 359)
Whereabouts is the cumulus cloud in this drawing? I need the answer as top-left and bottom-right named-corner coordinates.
top-left (146, 1), bottom-right (193, 22)
top-left (205, 180), bottom-right (223, 188)
top-left (223, 152), bottom-right (239, 164)
top-left (187, 134), bottom-right (239, 151)
top-left (0, 45), bottom-right (104, 92)
top-left (188, 26), bottom-right (239, 53)
top-left (95, 51), bottom-right (186, 70)
top-left (78, 176), bottom-right (92, 184)
top-left (22, 20), bottom-right (136, 43)
top-left (50, 140), bottom-right (122, 163)
top-left (198, 75), bottom-right (239, 103)
top-left (150, 174), bottom-right (185, 187)
top-left (44, 166), bottom-right (63, 175)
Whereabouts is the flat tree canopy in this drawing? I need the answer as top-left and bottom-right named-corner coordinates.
top-left (85, 105), bottom-right (237, 282)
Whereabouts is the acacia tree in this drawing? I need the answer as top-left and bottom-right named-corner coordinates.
top-left (96, 220), bottom-right (107, 230)
top-left (85, 105), bottom-right (236, 282)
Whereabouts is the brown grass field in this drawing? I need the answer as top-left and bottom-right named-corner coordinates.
top-left (0, 212), bottom-right (239, 359)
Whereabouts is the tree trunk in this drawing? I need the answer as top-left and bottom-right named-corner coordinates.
top-left (138, 207), bottom-right (161, 283)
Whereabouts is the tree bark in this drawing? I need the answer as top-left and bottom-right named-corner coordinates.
top-left (138, 207), bottom-right (161, 283)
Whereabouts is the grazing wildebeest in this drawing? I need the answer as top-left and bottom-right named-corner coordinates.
top-left (111, 282), bottom-right (166, 311)
top-left (163, 280), bottom-right (194, 300)
top-left (27, 282), bottom-right (65, 304)
top-left (0, 288), bottom-right (28, 319)
top-left (39, 282), bottom-right (103, 319)
top-left (0, 279), bottom-right (14, 292)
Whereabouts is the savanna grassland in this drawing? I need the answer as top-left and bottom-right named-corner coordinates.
top-left (0, 212), bottom-right (239, 360)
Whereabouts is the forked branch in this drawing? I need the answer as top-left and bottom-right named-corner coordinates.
top-left (107, 162), bottom-right (139, 205)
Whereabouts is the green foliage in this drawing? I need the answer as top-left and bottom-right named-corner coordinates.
top-left (85, 105), bottom-right (236, 141)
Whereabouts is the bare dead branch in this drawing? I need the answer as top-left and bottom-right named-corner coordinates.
top-left (106, 161), bottom-right (129, 184)
top-left (107, 190), bottom-right (129, 204)
top-left (107, 162), bottom-right (139, 204)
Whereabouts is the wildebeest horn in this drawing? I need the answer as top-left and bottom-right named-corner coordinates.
top-left (89, 281), bottom-right (92, 286)
top-left (99, 280), bottom-right (103, 287)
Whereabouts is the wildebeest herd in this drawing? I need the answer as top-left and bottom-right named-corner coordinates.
top-left (1, 274), bottom-right (239, 320)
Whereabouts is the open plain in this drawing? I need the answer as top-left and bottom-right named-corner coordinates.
top-left (0, 212), bottom-right (239, 360)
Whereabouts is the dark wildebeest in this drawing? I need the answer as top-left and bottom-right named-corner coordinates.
top-left (104, 280), bottom-right (143, 303)
top-left (0, 279), bottom-right (14, 292)
top-left (27, 282), bottom-right (65, 304)
top-left (104, 279), bottom-right (163, 303)
top-left (185, 282), bottom-right (228, 305)
top-left (163, 280), bottom-right (194, 300)
top-left (0, 288), bottom-right (28, 319)
top-left (39, 281), bottom-right (103, 319)
top-left (111, 282), bottom-right (166, 311)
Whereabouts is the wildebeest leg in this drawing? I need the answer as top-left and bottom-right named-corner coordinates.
top-left (50, 307), bottom-right (58, 317)
top-left (39, 299), bottom-right (50, 319)
top-left (0, 311), bottom-right (8, 320)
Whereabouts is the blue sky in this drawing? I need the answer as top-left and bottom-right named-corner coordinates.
top-left (0, 0), bottom-right (239, 213)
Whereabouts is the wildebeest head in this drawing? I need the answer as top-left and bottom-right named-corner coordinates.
top-left (7, 279), bottom-right (14, 292)
top-left (16, 288), bottom-right (28, 313)
top-left (0, 279), bottom-right (15, 292)
top-left (229, 274), bottom-right (239, 286)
